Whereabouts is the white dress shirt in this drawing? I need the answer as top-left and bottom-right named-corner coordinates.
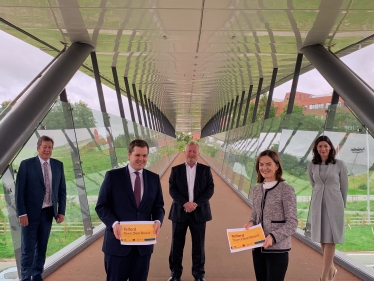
top-left (185, 162), bottom-right (197, 202)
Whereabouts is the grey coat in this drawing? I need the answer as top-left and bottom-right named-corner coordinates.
top-left (249, 181), bottom-right (298, 252)
top-left (307, 159), bottom-right (348, 244)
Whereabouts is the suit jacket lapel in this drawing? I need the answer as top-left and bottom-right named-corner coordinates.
top-left (179, 164), bottom-right (188, 196)
top-left (122, 166), bottom-right (137, 208)
top-left (35, 156), bottom-right (45, 186)
top-left (50, 159), bottom-right (58, 190)
top-left (193, 163), bottom-right (202, 198)
top-left (325, 163), bottom-right (333, 182)
top-left (314, 163), bottom-right (323, 183)
top-left (139, 170), bottom-right (148, 209)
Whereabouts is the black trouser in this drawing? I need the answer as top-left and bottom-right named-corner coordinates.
top-left (104, 247), bottom-right (151, 281)
top-left (252, 248), bottom-right (289, 281)
top-left (169, 214), bottom-right (206, 279)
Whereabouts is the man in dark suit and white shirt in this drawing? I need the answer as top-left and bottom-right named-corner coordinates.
top-left (96, 139), bottom-right (165, 281)
top-left (168, 141), bottom-right (214, 281)
top-left (16, 135), bottom-right (67, 281)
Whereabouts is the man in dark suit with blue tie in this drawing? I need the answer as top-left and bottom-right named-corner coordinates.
top-left (168, 141), bottom-right (214, 281)
top-left (96, 139), bottom-right (165, 281)
top-left (16, 135), bottom-right (67, 281)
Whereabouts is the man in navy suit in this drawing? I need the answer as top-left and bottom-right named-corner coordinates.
top-left (16, 135), bottom-right (67, 281)
top-left (96, 139), bottom-right (165, 281)
top-left (168, 141), bottom-right (214, 281)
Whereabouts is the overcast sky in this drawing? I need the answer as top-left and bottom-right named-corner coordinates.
top-left (0, 30), bottom-right (142, 123)
top-left (1, 30), bottom-right (374, 114)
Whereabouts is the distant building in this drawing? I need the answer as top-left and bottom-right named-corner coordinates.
top-left (273, 92), bottom-right (345, 119)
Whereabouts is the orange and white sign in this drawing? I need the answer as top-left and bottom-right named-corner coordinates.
top-left (227, 224), bottom-right (265, 253)
top-left (120, 221), bottom-right (156, 245)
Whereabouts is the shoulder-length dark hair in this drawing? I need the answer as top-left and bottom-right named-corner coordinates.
top-left (255, 150), bottom-right (285, 183)
top-left (312, 135), bottom-right (336, 165)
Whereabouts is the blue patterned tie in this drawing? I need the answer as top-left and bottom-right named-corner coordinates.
top-left (134, 172), bottom-right (141, 208)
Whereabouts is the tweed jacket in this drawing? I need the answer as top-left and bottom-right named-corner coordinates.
top-left (249, 181), bottom-right (298, 253)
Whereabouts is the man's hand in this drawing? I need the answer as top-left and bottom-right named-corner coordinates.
top-left (263, 235), bottom-right (274, 249)
top-left (153, 221), bottom-right (161, 238)
top-left (113, 223), bottom-right (121, 240)
top-left (243, 221), bottom-right (254, 230)
top-left (183, 202), bottom-right (197, 213)
top-left (56, 214), bottom-right (65, 224)
top-left (19, 216), bottom-right (29, 227)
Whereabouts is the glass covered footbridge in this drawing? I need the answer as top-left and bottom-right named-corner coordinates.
top-left (0, 0), bottom-right (374, 280)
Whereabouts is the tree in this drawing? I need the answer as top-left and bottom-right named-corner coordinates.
top-left (176, 132), bottom-right (193, 151)
top-left (71, 101), bottom-right (96, 128)
top-left (244, 94), bottom-right (277, 124)
top-left (0, 100), bottom-right (11, 114)
top-left (257, 94), bottom-right (277, 121)
top-left (176, 132), bottom-right (192, 143)
top-left (280, 101), bottom-right (324, 130)
top-left (42, 100), bottom-right (96, 129)
top-left (280, 101), bottom-right (303, 116)
top-left (332, 107), bottom-right (362, 132)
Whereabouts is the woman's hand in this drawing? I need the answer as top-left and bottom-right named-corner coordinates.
top-left (243, 221), bottom-right (254, 230)
top-left (263, 235), bottom-right (274, 249)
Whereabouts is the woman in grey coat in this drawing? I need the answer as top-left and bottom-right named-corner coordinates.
top-left (308, 135), bottom-right (348, 281)
top-left (244, 150), bottom-right (298, 281)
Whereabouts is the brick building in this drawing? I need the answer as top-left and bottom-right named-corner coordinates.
top-left (273, 92), bottom-right (345, 118)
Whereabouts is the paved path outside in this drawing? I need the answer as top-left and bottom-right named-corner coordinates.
top-left (45, 153), bottom-right (361, 281)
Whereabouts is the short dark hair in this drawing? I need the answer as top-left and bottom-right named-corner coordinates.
top-left (37, 136), bottom-right (54, 148)
top-left (128, 139), bottom-right (149, 154)
top-left (255, 150), bottom-right (285, 183)
top-left (312, 135), bottom-right (336, 165)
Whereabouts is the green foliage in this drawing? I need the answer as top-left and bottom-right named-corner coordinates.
top-left (280, 101), bottom-right (303, 115)
top-left (333, 107), bottom-right (363, 132)
top-left (176, 132), bottom-right (192, 143)
top-left (245, 94), bottom-right (277, 124)
top-left (270, 143), bottom-right (279, 151)
top-left (113, 133), bottom-right (135, 149)
top-left (257, 94), bottom-right (277, 121)
top-left (71, 101), bottom-right (96, 128)
top-left (0, 200), bottom-right (14, 258)
top-left (177, 141), bottom-right (187, 152)
top-left (42, 101), bottom-right (96, 130)
top-left (281, 153), bottom-right (310, 181)
top-left (0, 100), bottom-right (11, 114)
top-left (337, 226), bottom-right (374, 251)
top-left (200, 144), bottom-right (219, 158)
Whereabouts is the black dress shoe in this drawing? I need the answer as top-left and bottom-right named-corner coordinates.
top-left (194, 278), bottom-right (206, 281)
top-left (167, 277), bottom-right (181, 281)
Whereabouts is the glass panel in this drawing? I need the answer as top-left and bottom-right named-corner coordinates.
top-left (327, 105), bottom-right (374, 264)
top-left (0, 99), bottom-right (178, 277)
top-left (108, 113), bottom-right (130, 166)
top-left (200, 101), bottom-right (373, 272)
top-left (72, 105), bottom-right (113, 224)
top-left (200, 132), bottom-right (226, 173)
top-left (8, 101), bottom-right (88, 271)
top-left (0, 168), bottom-right (19, 279)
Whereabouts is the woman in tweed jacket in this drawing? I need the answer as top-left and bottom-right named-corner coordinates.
top-left (244, 150), bottom-right (298, 281)
top-left (308, 136), bottom-right (348, 281)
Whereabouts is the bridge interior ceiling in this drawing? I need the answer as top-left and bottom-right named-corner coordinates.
top-left (1, 0), bottom-right (374, 132)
